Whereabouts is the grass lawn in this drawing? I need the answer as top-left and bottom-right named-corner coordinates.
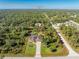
top-left (41, 43), bottom-right (68, 57)
top-left (24, 42), bottom-right (36, 57)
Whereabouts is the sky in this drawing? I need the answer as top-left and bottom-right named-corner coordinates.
top-left (0, 0), bottom-right (79, 9)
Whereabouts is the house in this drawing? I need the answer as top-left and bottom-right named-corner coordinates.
top-left (30, 34), bottom-right (40, 42)
top-left (35, 23), bottom-right (41, 27)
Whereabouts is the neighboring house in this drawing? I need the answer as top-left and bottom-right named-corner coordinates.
top-left (35, 23), bottom-right (41, 27)
top-left (70, 15), bottom-right (77, 18)
top-left (30, 34), bottom-right (40, 42)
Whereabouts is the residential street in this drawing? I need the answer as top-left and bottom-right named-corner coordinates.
top-left (69, 20), bottom-right (79, 29)
top-left (52, 24), bottom-right (79, 56)
top-left (3, 56), bottom-right (79, 59)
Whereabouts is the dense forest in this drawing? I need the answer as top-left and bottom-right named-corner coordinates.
top-left (0, 9), bottom-right (79, 57)
top-left (0, 10), bottom-right (47, 56)
top-left (45, 10), bottom-right (79, 23)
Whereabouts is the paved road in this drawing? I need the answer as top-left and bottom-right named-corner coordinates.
top-left (4, 57), bottom-right (34, 59)
top-left (3, 56), bottom-right (79, 59)
top-left (52, 24), bottom-right (79, 56)
top-left (70, 20), bottom-right (79, 26)
top-left (69, 20), bottom-right (79, 29)
top-left (43, 56), bottom-right (79, 59)
top-left (35, 42), bottom-right (41, 58)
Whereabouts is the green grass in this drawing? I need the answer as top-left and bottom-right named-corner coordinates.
top-left (41, 43), bottom-right (68, 57)
top-left (24, 42), bottom-right (36, 57)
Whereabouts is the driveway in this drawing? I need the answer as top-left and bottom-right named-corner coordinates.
top-left (35, 42), bottom-right (41, 58)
